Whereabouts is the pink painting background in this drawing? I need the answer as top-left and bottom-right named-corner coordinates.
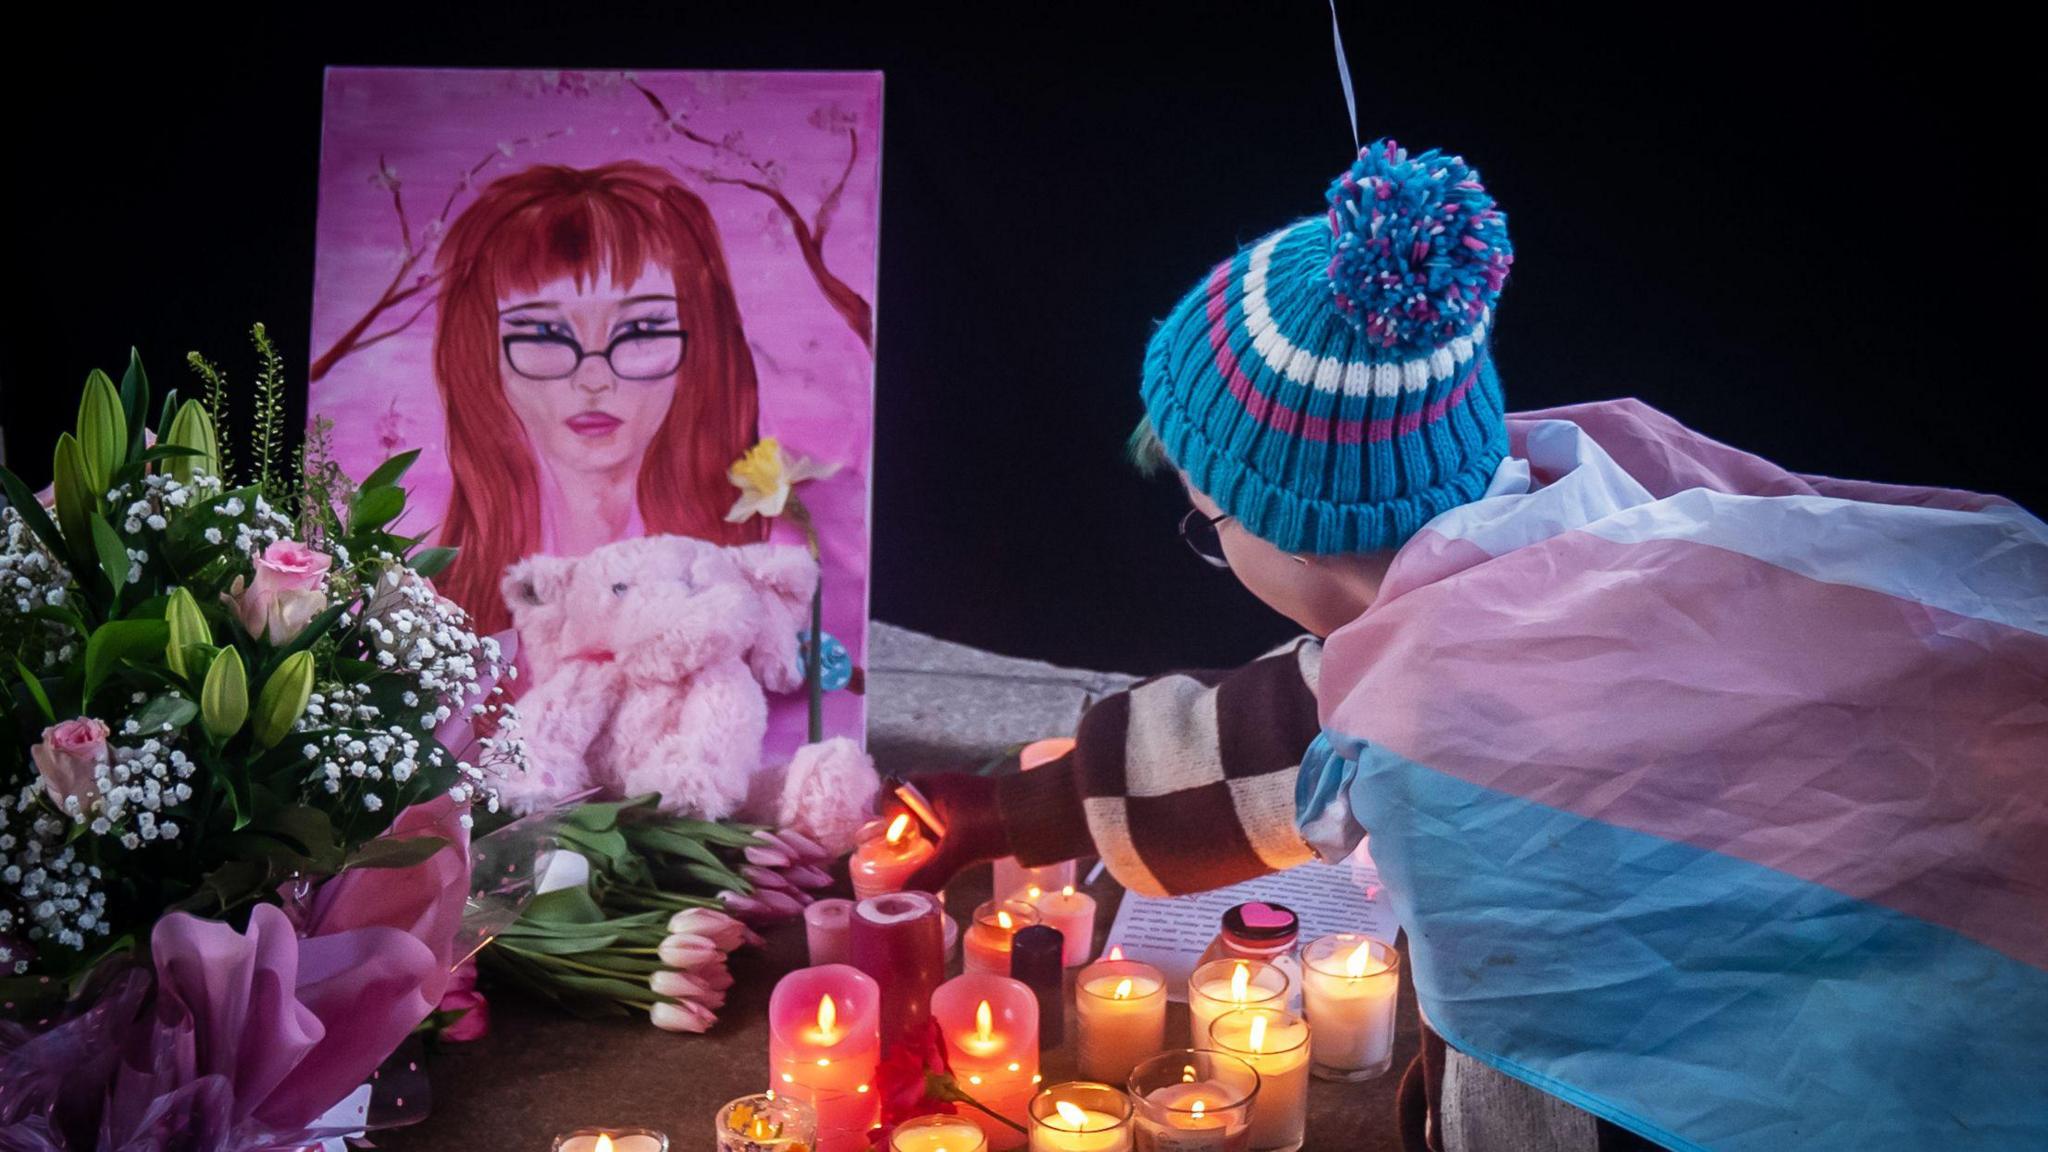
top-left (308, 68), bottom-right (879, 757)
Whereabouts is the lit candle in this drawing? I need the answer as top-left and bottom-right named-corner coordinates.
top-left (769, 965), bottom-right (882, 1152)
top-left (932, 973), bottom-right (1041, 1151)
top-left (1208, 1009), bottom-right (1310, 1152)
top-left (992, 739), bottom-right (1080, 898)
top-left (1013, 884), bottom-right (1096, 967)
top-left (852, 813), bottom-right (936, 900)
top-left (849, 891), bottom-right (948, 1054)
top-left (1027, 1083), bottom-right (1134, 1152)
top-left (1186, 960), bottom-right (1287, 1051)
top-left (1127, 1050), bottom-right (1258, 1152)
top-left (1299, 934), bottom-right (1400, 1083)
top-left (890, 1115), bottom-right (990, 1152)
top-left (1073, 957), bottom-right (1167, 1085)
top-left (715, 1094), bottom-right (818, 1152)
top-left (963, 899), bottom-right (1040, 975)
top-left (555, 1130), bottom-right (669, 1152)
top-left (806, 898), bottom-right (855, 966)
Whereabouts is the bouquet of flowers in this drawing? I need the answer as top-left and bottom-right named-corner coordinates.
top-left (0, 330), bottom-right (524, 1150)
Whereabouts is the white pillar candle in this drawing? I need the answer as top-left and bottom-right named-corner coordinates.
top-left (1012, 884), bottom-right (1098, 967)
top-left (1028, 1084), bottom-right (1134, 1152)
top-left (992, 739), bottom-right (1080, 898)
top-left (1185, 959), bottom-right (1288, 1051)
top-left (1073, 958), bottom-right (1167, 1085)
top-left (1208, 1009), bottom-right (1310, 1152)
top-left (1299, 934), bottom-right (1401, 1082)
top-left (805, 898), bottom-right (855, 966)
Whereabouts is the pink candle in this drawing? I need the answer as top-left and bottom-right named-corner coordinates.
top-left (964, 899), bottom-right (1041, 976)
top-left (768, 965), bottom-right (882, 1152)
top-left (849, 891), bottom-right (947, 1054)
top-left (932, 973), bottom-right (1042, 1151)
top-left (805, 898), bottom-right (854, 966)
top-left (992, 739), bottom-right (1080, 897)
top-left (1013, 884), bottom-right (1097, 967)
top-left (852, 814), bottom-right (937, 900)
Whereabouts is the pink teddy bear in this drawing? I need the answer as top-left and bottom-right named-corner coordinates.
top-left (497, 534), bottom-right (851, 823)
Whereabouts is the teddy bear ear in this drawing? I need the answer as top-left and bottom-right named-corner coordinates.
top-left (731, 543), bottom-right (818, 612)
top-left (500, 554), bottom-right (576, 610)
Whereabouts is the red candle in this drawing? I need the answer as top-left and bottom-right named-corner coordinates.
top-left (848, 890), bottom-right (947, 1054)
top-left (932, 973), bottom-right (1042, 1151)
top-left (768, 965), bottom-right (882, 1152)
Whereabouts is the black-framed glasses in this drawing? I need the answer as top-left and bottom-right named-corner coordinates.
top-left (501, 330), bottom-right (688, 381)
top-left (1179, 507), bottom-right (1232, 569)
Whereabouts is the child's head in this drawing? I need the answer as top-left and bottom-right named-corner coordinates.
top-left (1135, 139), bottom-right (1513, 632)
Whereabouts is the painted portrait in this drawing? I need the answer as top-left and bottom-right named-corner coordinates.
top-left (308, 69), bottom-right (879, 798)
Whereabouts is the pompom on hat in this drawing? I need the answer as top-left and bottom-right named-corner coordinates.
top-left (1140, 138), bottom-right (1514, 553)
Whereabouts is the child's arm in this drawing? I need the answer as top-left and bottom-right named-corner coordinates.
top-left (904, 637), bottom-right (1325, 896)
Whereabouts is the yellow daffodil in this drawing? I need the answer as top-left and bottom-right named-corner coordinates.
top-left (725, 438), bottom-right (840, 523)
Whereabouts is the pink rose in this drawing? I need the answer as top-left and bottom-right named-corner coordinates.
top-left (437, 956), bottom-right (490, 1042)
top-left (227, 539), bottom-right (332, 644)
top-left (31, 717), bottom-right (109, 815)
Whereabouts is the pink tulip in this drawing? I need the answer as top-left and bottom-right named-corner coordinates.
top-left (225, 539), bottom-right (332, 644)
top-left (650, 1000), bottom-right (718, 1033)
top-left (437, 958), bottom-right (490, 1042)
top-left (31, 717), bottom-right (108, 815)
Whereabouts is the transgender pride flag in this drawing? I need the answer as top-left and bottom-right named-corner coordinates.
top-left (1302, 399), bottom-right (2047, 1150)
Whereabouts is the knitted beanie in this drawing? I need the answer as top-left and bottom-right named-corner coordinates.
top-left (1140, 139), bottom-right (1515, 553)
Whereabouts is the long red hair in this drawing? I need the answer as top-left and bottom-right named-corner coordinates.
top-left (433, 161), bottom-right (766, 635)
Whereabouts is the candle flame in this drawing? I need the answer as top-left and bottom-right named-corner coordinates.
top-left (1113, 977), bottom-right (1134, 1000)
top-left (885, 812), bottom-right (913, 845)
top-left (976, 999), bottom-right (993, 1043)
top-left (1061, 885), bottom-right (1075, 897)
top-left (594, 1137), bottom-right (614, 1152)
top-left (1107, 945), bottom-right (1124, 961)
top-left (748, 1116), bottom-right (776, 1138)
top-left (996, 910), bottom-right (1014, 931)
top-left (817, 993), bottom-right (837, 1036)
top-left (1055, 1101), bottom-right (1090, 1129)
top-left (1230, 962), bottom-right (1251, 1004)
top-left (1027, 885), bottom-right (1043, 900)
top-left (1192, 1100), bottom-right (1207, 1118)
top-left (1346, 943), bottom-right (1374, 979)
top-left (1249, 1014), bottom-right (1268, 1054)
top-left (1182, 1065), bottom-right (1198, 1083)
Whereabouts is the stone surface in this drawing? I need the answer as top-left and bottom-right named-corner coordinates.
top-left (379, 624), bottom-right (1410, 1152)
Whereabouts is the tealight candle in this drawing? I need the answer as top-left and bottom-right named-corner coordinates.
top-left (992, 739), bottom-right (1080, 898)
top-left (1208, 1009), bottom-right (1310, 1152)
top-left (715, 1095), bottom-right (817, 1152)
top-left (964, 899), bottom-right (1040, 975)
top-left (768, 965), bottom-right (882, 1152)
top-left (1073, 957), bottom-right (1167, 1085)
top-left (1299, 934), bottom-right (1400, 1082)
top-left (891, 1115), bottom-right (990, 1152)
top-left (806, 898), bottom-right (855, 966)
top-left (1186, 960), bottom-right (1288, 1051)
top-left (554, 1128), bottom-right (669, 1152)
top-left (1028, 1083), bottom-right (1134, 1152)
top-left (1127, 1050), bottom-right (1258, 1152)
top-left (1013, 884), bottom-right (1096, 967)
top-left (852, 814), bottom-right (936, 900)
top-left (932, 973), bottom-right (1041, 1151)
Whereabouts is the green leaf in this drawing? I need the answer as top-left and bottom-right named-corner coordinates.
top-left (89, 514), bottom-right (129, 600)
top-left (344, 835), bottom-right (450, 871)
top-left (200, 646), bottom-right (248, 741)
top-left (170, 859), bottom-right (268, 916)
top-left (406, 546), bottom-right (458, 580)
top-left (522, 884), bottom-right (611, 926)
top-left (51, 434), bottom-right (95, 566)
top-left (248, 802), bottom-right (340, 863)
top-left (83, 618), bottom-right (169, 704)
top-left (357, 449), bottom-right (423, 493)
top-left (11, 658), bottom-right (55, 724)
top-left (0, 466), bottom-right (66, 560)
top-left (29, 604), bottom-right (88, 639)
top-left (349, 485), bottom-right (404, 534)
top-left (77, 370), bottom-right (127, 497)
top-left (119, 348), bottom-right (150, 461)
top-left (131, 693), bottom-right (199, 735)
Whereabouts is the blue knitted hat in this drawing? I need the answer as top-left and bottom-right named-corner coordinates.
top-left (1140, 139), bottom-right (1514, 553)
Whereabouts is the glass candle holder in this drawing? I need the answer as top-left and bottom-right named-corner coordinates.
top-left (716, 1095), bottom-right (817, 1152)
top-left (1073, 956), bottom-right (1168, 1085)
top-left (890, 1114), bottom-right (990, 1152)
top-left (1207, 1010), bottom-right (1310, 1152)
top-left (963, 899), bottom-right (1040, 975)
top-left (555, 1127), bottom-right (670, 1152)
top-left (1185, 960), bottom-right (1288, 1051)
top-left (1028, 1082), bottom-right (1134, 1152)
top-left (852, 814), bottom-right (936, 900)
top-left (1299, 934), bottom-right (1400, 1082)
top-left (1127, 1050), bottom-right (1258, 1152)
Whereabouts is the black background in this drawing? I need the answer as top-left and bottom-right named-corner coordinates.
top-left (3, 3), bottom-right (2030, 675)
